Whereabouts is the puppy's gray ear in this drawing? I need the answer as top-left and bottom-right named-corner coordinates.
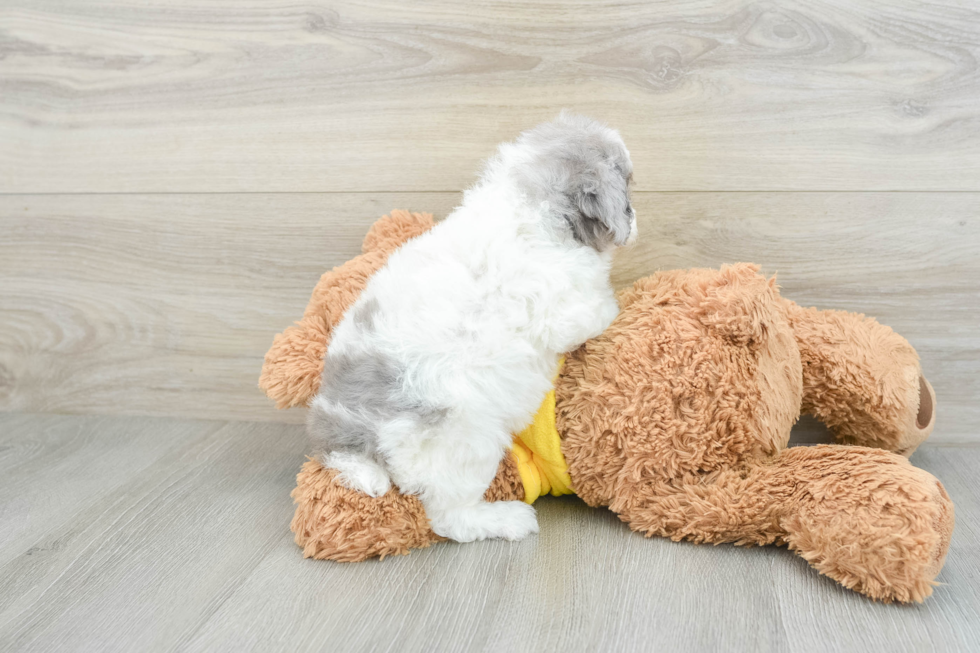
top-left (510, 112), bottom-right (635, 250)
top-left (565, 166), bottom-right (633, 251)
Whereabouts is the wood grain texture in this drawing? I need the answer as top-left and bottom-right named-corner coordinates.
top-left (2, 192), bottom-right (977, 442)
top-left (2, 0), bottom-right (980, 192)
top-left (0, 413), bottom-right (224, 568)
top-left (0, 414), bottom-right (307, 652)
top-left (0, 414), bottom-right (977, 652)
top-left (0, 192), bottom-right (458, 424)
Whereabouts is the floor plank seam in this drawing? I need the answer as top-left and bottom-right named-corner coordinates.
top-left (3, 190), bottom-right (980, 196)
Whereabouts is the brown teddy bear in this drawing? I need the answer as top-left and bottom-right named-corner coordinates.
top-left (261, 211), bottom-right (953, 604)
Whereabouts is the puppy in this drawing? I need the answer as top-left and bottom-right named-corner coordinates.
top-left (308, 113), bottom-right (636, 542)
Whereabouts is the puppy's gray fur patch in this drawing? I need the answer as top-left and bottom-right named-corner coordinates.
top-left (307, 345), bottom-right (446, 464)
top-left (351, 297), bottom-right (380, 331)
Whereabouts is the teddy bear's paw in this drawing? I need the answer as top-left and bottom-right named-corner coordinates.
top-left (429, 501), bottom-right (539, 543)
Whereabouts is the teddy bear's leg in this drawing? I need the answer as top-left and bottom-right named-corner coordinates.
top-left (291, 452), bottom-right (525, 561)
top-left (784, 301), bottom-right (936, 455)
top-left (773, 446), bottom-right (953, 602)
top-left (291, 460), bottom-right (441, 561)
top-left (614, 445), bottom-right (953, 603)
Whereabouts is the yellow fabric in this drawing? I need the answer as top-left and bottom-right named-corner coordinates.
top-left (510, 358), bottom-right (574, 504)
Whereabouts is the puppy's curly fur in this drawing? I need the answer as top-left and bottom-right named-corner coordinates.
top-left (308, 113), bottom-right (636, 542)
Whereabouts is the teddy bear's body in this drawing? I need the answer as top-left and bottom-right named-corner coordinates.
top-left (265, 211), bottom-right (952, 604)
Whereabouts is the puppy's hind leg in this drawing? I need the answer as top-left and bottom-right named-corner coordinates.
top-left (429, 498), bottom-right (539, 543)
top-left (385, 420), bottom-right (539, 543)
top-left (321, 450), bottom-right (392, 498)
top-left (308, 395), bottom-right (391, 497)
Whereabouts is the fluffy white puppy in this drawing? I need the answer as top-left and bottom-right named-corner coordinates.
top-left (308, 113), bottom-right (637, 542)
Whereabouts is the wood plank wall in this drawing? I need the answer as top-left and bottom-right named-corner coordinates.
top-left (1, 1), bottom-right (978, 441)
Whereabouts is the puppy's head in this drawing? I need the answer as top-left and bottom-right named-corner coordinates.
top-left (505, 112), bottom-right (636, 251)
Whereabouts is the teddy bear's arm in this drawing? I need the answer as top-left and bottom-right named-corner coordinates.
top-left (258, 211), bottom-right (435, 409)
top-left (783, 301), bottom-right (936, 455)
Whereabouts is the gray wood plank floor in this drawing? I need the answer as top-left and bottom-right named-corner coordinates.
top-left (4, 0), bottom-right (980, 192)
top-left (4, 1), bottom-right (979, 651)
top-left (0, 413), bottom-right (977, 653)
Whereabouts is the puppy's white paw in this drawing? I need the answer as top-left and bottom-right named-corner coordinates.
top-left (430, 501), bottom-right (539, 542)
top-left (485, 500), bottom-right (540, 541)
top-left (322, 451), bottom-right (392, 498)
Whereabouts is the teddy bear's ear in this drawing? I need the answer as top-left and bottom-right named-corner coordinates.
top-left (361, 210), bottom-right (434, 254)
top-left (698, 263), bottom-right (779, 349)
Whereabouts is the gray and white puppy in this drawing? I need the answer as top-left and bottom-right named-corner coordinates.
top-left (309, 113), bottom-right (636, 543)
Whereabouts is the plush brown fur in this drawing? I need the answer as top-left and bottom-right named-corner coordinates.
top-left (608, 445), bottom-right (951, 603)
top-left (785, 303), bottom-right (937, 455)
top-left (263, 212), bottom-right (954, 603)
top-left (291, 454), bottom-right (523, 562)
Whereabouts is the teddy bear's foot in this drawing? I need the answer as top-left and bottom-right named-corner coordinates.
top-left (898, 374), bottom-right (936, 456)
top-left (778, 446), bottom-right (954, 603)
top-left (785, 302), bottom-right (937, 455)
top-left (613, 445), bottom-right (953, 603)
top-left (291, 460), bottom-right (440, 562)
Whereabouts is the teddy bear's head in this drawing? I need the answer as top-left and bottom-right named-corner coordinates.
top-left (557, 264), bottom-right (803, 507)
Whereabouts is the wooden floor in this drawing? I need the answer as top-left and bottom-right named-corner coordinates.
top-left (3, 1), bottom-right (980, 651)
top-left (0, 413), bottom-right (976, 652)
